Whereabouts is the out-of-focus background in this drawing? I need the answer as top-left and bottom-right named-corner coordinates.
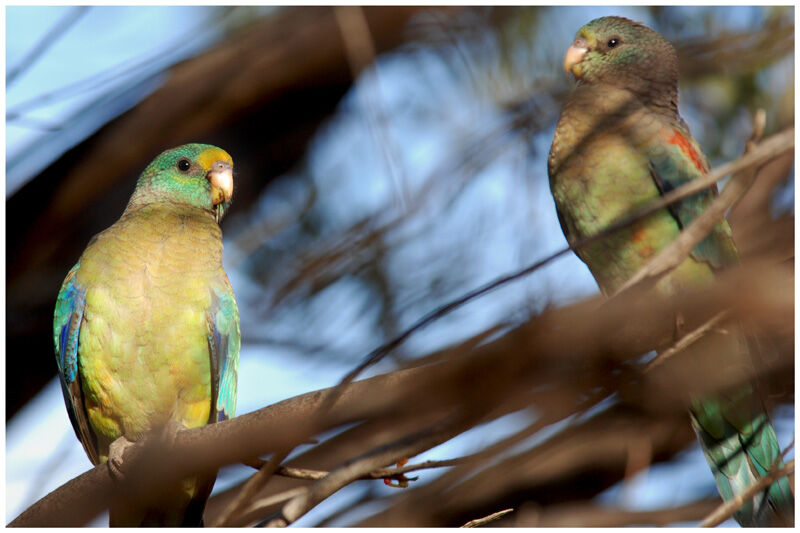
top-left (6, 5), bottom-right (794, 527)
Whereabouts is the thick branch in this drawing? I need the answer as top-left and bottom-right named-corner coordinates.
top-left (11, 261), bottom-right (793, 527)
top-left (517, 498), bottom-right (720, 527)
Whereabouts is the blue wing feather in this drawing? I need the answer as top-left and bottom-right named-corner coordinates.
top-left (53, 263), bottom-right (99, 464)
top-left (208, 279), bottom-right (240, 423)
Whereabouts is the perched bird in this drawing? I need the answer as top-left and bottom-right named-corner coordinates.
top-left (53, 144), bottom-right (240, 526)
top-left (548, 16), bottom-right (793, 526)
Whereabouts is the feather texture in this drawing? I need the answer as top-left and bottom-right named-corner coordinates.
top-left (53, 144), bottom-right (240, 526)
top-left (548, 17), bottom-right (793, 526)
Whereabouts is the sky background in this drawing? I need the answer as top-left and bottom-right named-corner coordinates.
top-left (6, 5), bottom-right (793, 527)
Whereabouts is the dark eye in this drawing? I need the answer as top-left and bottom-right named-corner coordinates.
top-left (607, 38), bottom-right (620, 48)
top-left (177, 159), bottom-right (191, 172)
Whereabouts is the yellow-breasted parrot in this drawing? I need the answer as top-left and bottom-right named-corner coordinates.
top-left (548, 16), bottom-right (793, 526)
top-left (54, 144), bottom-right (240, 525)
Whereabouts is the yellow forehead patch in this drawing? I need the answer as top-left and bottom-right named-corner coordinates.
top-left (196, 148), bottom-right (233, 171)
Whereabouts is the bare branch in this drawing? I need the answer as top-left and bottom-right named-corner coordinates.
top-left (326, 126), bottom-right (793, 400)
top-left (10, 260), bottom-right (793, 527)
top-left (611, 115), bottom-right (780, 297)
top-left (214, 448), bottom-right (293, 527)
top-left (700, 441), bottom-right (795, 527)
top-left (6, 7), bottom-right (90, 86)
top-left (461, 508), bottom-right (514, 527)
top-left (643, 311), bottom-right (729, 373)
top-left (701, 460), bottom-right (795, 527)
top-left (265, 416), bottom-right (470, 526)
top-left (245, 457), bottom-right (465, 482)
top-left (518, 498), bottom-right (720, 527)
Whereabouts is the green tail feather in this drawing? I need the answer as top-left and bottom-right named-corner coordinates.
top-left (690, 388), bottom-right (794, 526)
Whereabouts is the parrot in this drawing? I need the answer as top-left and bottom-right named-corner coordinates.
top-left (53, 143), bottom-right (241, 526)
top-left (547, 16), bottom-right (793, 526)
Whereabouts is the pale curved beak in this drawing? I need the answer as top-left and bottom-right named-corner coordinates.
top-left (207, 161), bottom-right (233, 206)
top-left (563, 37), bottom-right (589, 76)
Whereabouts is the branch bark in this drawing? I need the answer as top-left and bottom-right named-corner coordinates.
top-left (10, 260), bottom-right (793, 527)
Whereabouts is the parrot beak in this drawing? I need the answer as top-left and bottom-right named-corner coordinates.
top-left (207, 161), bottom-right (233, 206)
top-left (563, 37), bottom-right (588, 77)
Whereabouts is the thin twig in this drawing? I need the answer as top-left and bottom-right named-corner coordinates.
top-left (334, 5), bottom-right (411, 211)
top-left (611, 111), bottom-right (771, 297)
top-left (238, 459), bottom-right (468, 520)
top-left (244, 457), bottom-right (466, 482)
top-left (461, 507), bottom-right (514, 527)
top-left (700, 459), bottom-right (795, 527)
top-left (7, 7), bottom-right (236, 119)
top-left (11, 261), bottom-right (792, 527)
top-left (324, 127), bottom-right (793, 407)
top-left (643, 311), bottom-right (729, 373)
top-left (214, 448), bottom-right (292, 527)
top-left (263, 417), bottom-right (469, 527)
top-left (7, 7), bottom-right (90, 86)
top-left (242, 487), bottom-right (307, 517)
top-left (367, 388), bottom-right (613, 523)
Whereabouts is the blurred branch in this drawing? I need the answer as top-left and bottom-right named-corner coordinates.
top-left (46, 7), bottom-right (430, 221)
top-left (12, 257), bottom-right (792, 527)
top-left (331, 127), bottom-right (793, 390)
top-left (643, 311), bottom-right (729, 372)
top-left (213, 447), bottom-right (292, 527)
top-left (262, 415), bottom-right (468, 527)
top-left (676, 18), bottom-right (794, 79)
top-left (461, 507), bottom-right (513, 527)
top-left (335, 6), bottom-right (411, 211)
top-left (610, 113), bottom-right (771, 296)
top-left (517, 498), bottom-right (720, 527)
top-left (6, 6), bottom-right (90, 86)
top-left (700, 441), bottom-right (795, 527)
top-left (245, 457), bottom-right (465, 482)
top-left (6, 7), bottom-right (232, 120)
top-left (268, 106), bottom-right (520, 306)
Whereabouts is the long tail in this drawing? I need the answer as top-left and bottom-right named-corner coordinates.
top-left (690, 387), bottom-right (794, 527)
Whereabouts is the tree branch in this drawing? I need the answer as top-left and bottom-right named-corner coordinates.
top-left (611, 113), bottom-right (775, 297)
top-left (10, 260), bottom-right (793, 527)
top-left (329, 127), bottom-right (794, 393)
top-left (700, 440), bottom-right (795, 528)
top-left (461, 508), bottom-right (514, 527)
top-left (263, 415), bottom-right (470, 527)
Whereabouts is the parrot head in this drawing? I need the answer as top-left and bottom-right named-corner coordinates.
top-left (131, 143), bottom-right (235, 223)
top-left (563, 16), bottom-right (678, 104)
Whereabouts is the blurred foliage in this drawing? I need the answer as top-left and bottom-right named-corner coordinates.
top-left (222, 6), bottom-right (793, 369)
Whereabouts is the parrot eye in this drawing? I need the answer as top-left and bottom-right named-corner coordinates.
top-left (607, 38), bottom-right (620, 48)
top-left (177, 159), bottom-right (191, 172)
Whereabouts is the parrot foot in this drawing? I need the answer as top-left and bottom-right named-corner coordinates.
top-left (107, 436), bottom-right (136, 482)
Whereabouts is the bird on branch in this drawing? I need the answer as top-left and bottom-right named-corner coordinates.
top-left (54, 144), bottom-right (241, 526)
top-left (548, 16), bottom-right (793, 527)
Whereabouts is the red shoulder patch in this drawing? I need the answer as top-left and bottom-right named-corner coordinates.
top-left (666, 130), bottom-right (706, 173)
